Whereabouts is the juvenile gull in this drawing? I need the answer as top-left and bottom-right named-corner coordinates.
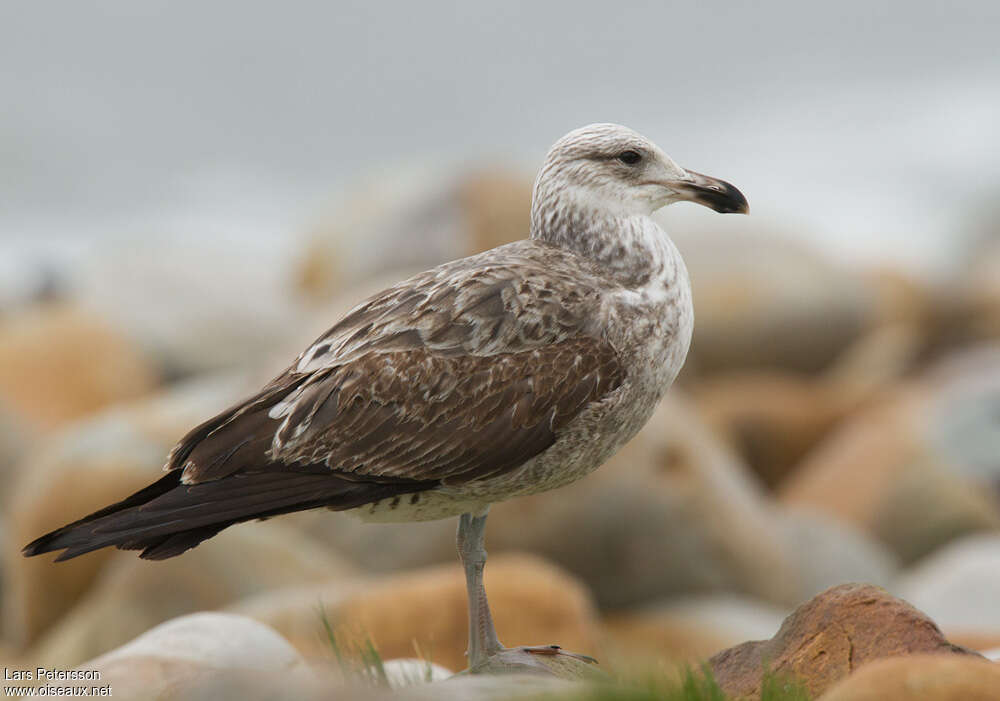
top-left (24, 123), bottom-right (748, 674)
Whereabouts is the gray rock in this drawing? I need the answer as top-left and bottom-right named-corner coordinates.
top-left (774, 506), bottom-right (899, 599)
top-left (77, 240), bottom-right (310, 378)
top-left (637, 594), bottom-right (789, 645)
top-left (3, 373), bottom-right (253, 648)
top-left (294, 167), bottom-right (531, 302)
top-left (780, 354), bottom-right (1000, 563)
top-left (667, 220), bottom-right (875, 373)
top-left (77, 612), bottom-right (315, 701)
top-left (30, 521), bottom-right (359, 668)
top-left (895, 534), bottom-right (1000, 634)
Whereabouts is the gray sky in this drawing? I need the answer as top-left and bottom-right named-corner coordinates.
top-left (2, 1), bottom-right (999, 273)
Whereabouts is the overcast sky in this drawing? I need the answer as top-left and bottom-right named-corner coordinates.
top-left (2, 1), bottom-right (999, 274)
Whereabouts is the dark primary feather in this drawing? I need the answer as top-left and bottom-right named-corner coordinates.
top-left (23, 469), bottom-right (435, 561)
top-left (23, 242), bottom-right (625, 561)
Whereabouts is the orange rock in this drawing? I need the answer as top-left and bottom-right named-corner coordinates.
top-left (944, 630), bottom-right (1000, 655)
top-left (0, 303), bottom-right (158, 431)
top-left (817, 654), bottom-right (1000, 701)
top-left (708, 583), bottom-right (980, 701)
top-left (601, 612), bottom-right (734, 669)
top-left (3, 375), bottom-right (249, 649)
top-left (457, 170), bottom-right (532, 254)
top-left (230, 553), bottom-right (600, 673)
top-left (693, 373), bottom-right (845, 488)
top-left (779, 383), bottom-right (1000, 563)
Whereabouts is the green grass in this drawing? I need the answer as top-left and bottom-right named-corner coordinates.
top-left (317, 604), bottom-right (390, 687)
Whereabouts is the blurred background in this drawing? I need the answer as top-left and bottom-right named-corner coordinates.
top-left (1, 0), bottom-right (999, 691)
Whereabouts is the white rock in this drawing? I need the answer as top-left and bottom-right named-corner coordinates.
top-left (381, 658), bottom-right (453, 688)
top-left (79, 612), bottom-right (314, 700)
top-left (775, 505), bottom-right (899, 599)
top-left (86, 612), bottom-right (301, 669)
top-left (642, 594), bottom-right (789, 644)
top-left (894, 534), bottom-right (1000, 633)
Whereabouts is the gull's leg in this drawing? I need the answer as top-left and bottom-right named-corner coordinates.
top-left (457, 508), bottom-right (502, 667)
top-left (456, 508), bottom-right (601, 677)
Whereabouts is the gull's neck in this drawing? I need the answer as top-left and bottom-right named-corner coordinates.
top-left (530, 190), bottom-right (672, 291)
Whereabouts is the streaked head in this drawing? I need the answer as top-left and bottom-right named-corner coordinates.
top-left (531, 123), bottom-right (748, 226)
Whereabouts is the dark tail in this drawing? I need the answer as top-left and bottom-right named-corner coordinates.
top-left (22, 469), bottom-right (432, 561)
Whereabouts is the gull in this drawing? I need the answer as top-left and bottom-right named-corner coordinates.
top-left (24, 123), bottom-right (748, 674)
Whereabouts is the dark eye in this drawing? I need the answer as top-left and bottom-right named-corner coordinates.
top-left (617, 150), bottom-right (642, 165)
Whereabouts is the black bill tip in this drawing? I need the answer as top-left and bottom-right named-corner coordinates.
top-left (695, 179), bottom-right (749, 214)
top-left (679, 170), bottom-right (750, 215)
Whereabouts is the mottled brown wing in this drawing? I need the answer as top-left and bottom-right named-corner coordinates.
top-left (168, 242), bottom-right (623, 486)
top-left (175, 335), bottom-right (623, 485)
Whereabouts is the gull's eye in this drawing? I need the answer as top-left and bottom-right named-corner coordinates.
top-left (617, 150), bottom-right (642, 165)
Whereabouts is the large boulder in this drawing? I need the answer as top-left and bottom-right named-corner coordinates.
top-left (894, 534), bottom-right (1000, 638)
top-left (781, 349), bottom-right (1000, 563)
top-left (76, 237), bottom-right (312, 379)
top-left (667, 221), bottom-right (876, 374)
top-left (294, 167), bottom-right (531, 302)
top-left (771, 506), bottom-right (898, 598)
top-left (602, 594), bottom-right (787, 669)
top-left (708, 583), bottom-right (979, 701)
top-left (2, 374), bottom-right (251, 648)
top-left (693, 372), bottom-right (849, 488)
top-left (0, 303), bottom-right (158, 431)
top-left (817, 654), bottom-right (1000, 701)
top-left (693, 323), bottom-right (920, 487)
top-left (28, 521), bottom-right (359, 668)
top-left (76, 612), bottom-right (315, 701)
top-left (229, 553), bottom-right (600, 674)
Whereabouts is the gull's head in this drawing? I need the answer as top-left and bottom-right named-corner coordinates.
top-left (532, 123), bottom-right (748, 225)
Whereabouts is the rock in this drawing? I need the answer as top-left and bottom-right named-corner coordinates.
top-left (817, 654), bottom-right (1000, 701)
top-left (895, 534), bottom-right (1000, 636)
top-left (77, 240), bottom-right (310, 378)
top-left (295, 167), bottom-right (531, 302)
top-left (602, 595), bottom-right (787, 669)
top-left (932, 236), bottom-right (1000, 357)
top-left (694, 322), bottom-right (922, 488)
top-left (229, 553), bottom-right (601, 674)
top-left (708, 583), bottom-right (980, 701)
top-left (0, 303), bottom-right (158, 431)
top-left (945, 632), bottom-right (1000, 656)
top-left (693, 373), bottom-right (849, 488)
top-left (780, 365), bottom-right (1000, 563)
top-left (666, 221), bottom-right (875, 373)
top-left (28, 520), bottom-right (359, 667)
top-left (2, 374), bottom-right (252, 649)
top-left (0, 400), bottom-right (31, 502)
top-left (381, 658), bottom-right (453, 688)
top-left (773, 506), bottom-right (898, 598)
top-left (77, 612), bottom-right (315, 701)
